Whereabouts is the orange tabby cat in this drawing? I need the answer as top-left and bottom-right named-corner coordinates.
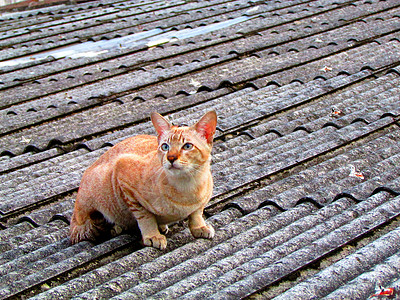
top-left (70, 111), bottom-right (217, 250)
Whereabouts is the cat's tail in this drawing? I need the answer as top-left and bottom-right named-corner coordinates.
top-left (69, 210), bottom-right (100, 244)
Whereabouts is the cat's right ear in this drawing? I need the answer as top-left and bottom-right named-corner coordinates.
top-left (151, 112), bottom-right (171, 138)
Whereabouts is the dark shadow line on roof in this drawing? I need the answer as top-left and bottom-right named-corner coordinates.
top-left (295, 197), bottom-right (323, 209)
top-left (266, 80), bottom-right (281, 87)
top-left (197, 85), bottom-right (213, 92)
top-left (101, 142), bottom-right (115, 148)
top-left (258, 200), bottom-right (286, 212)
top-left (314, 75), bottom-right (327, 81)
top-left (395, 117), bottom-right (400, 128)
top-left (75, 143), bottom-right (92, 152)
top-left (265, 129), bottom-right (283, 137)
top-left (371, 186), bottom-right (400, 197)
top-left (16, 216), bottom-right (40, 228)
top-left (47, 138), bottom-right (63, 149)
top-left (290, 79), bottom-right (304, 84)
top-left (337, 70), bottom-right (351, 76)
top-left (333, 192), bottom-right (361, 203)
top-left (322, 122), bottom-right (341, 129)
top-left (243, 82), bottom-right (259, 90)
top-left (293, 126), bottom-right (313, 133)
top-left (112, 99), bottom-right (124, 105)
top-left (50, 214), bottom-right (71, 225)
top-left (238, 131), bottom-right (256, 140)
top-left (387, 68), bottom-right (400, 77)
top-left (222, 203), bottom-right (247, 215)
top-left (218, 80), bottom-right (234, 89)
top-left (0, 150), bottom-right (15, 158)
top-left (333, 187), bottom-right (400, 205)
top-left (380, 112), bottom-right (397, 119)
top-left (228, 50), bottom-right (239, 56)
top-left (176, 90), bottom-right (190, 96)
top-left (23, 144), bottom-right (41, 154)
top-left (350, 117), bottom-right (369, 125)
top-left (360, 65), bottom-right (374, 72)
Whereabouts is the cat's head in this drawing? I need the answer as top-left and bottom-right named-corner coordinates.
top-left (151, 111), bottom-right (217, 177)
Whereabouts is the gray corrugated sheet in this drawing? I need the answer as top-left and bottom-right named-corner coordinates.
top-left (1, 0), bottom-right (400, 299)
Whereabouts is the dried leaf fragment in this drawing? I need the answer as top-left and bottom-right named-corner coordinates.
top-left (370, 286), bottom-right (395, 298)
top-left (189, 78), bottom-right (201, 88)
top-left (331, 107), bottom-right (344, 117)
top-left (349, 164), bottom-right (364, 179)
top-left (320, 66), bottom-right (333, 72)
top-left (21, 136), bottom-right (32, 144)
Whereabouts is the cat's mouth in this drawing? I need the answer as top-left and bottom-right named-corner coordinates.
top-left (168, 165), bottom-right (182, 171)
top-left (166, 162), bottom-right (182, 171)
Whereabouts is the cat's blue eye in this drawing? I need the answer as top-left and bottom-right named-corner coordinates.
top-left (182, 143), bottom-right (193, 150)
top-left (161, 143), bottom-right (169, 151)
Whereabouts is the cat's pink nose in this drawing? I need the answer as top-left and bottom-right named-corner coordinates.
top-left (167, 154), bottom-right (178, 163)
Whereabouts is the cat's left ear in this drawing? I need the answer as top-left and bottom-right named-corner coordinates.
top-left (151, 112), bottom-right (172, 138)
top-left (194, 111), bottom-right (217, 144)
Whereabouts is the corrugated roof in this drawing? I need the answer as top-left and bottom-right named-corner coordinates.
top-left (1, 0), bottom-right (400, 299)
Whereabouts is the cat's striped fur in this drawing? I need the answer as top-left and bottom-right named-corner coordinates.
top-left (70, 111), bottom-right (217, 250)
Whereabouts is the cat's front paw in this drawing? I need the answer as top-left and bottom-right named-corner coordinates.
top-left (142, 234), bottom-right (167, 250)
top-left (190, 224), bottom-right (215, 239)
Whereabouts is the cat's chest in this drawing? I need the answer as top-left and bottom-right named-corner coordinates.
top-left (154, 197), bottom-right (201, 223)
top-left (137, 184), bottom-right (210, 222)
top-left (158, 186), bottom-right (205, 209)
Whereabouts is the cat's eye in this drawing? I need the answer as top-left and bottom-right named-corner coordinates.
top-left (161, 143), bottom-right (169, 151)
top-left (182, 143), bottom-right (193, 150)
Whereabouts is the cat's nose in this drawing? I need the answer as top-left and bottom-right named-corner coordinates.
top-left (167, 154), bottom-right (178, 163)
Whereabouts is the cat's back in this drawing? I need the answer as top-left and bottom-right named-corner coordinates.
top-left (91, 135), bottom-right (158, 169)
top-left (76, 135), bottom-right (157, 203)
